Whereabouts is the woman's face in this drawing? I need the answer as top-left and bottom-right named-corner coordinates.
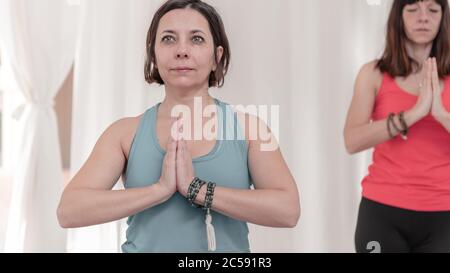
top-left (154, 8), bottom-right (223, 90)
top-left (403, 0), bottom-right (443, 45)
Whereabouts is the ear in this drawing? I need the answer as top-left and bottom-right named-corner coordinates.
top-left (213, 46), bottom-right (224, 71)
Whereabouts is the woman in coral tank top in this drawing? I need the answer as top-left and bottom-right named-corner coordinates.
top-left (344, 0), bottom-right (450, 253)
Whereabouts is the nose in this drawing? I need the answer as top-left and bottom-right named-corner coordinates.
top-left (175, 43), bottom-right (189, 59)
top-left (418, 7), bottom-right (430, 23)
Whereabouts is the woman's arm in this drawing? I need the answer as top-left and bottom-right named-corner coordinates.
top-left (434, 115), bottom-right (450, 132)
top-left (57, 118), bottom-right (173, 228)
top-left (431, 57), bottom-right (450, 133)
top-left (183, 114), bottom-right (300, 228)
top-left (343, 61), bottom-right (430, 154)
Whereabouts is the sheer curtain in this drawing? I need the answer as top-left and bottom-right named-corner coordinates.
top-left (0, 0), bottom-right (78, 252)
top-left (68, 0), bottom-right (391, 252)
top-left (67, 0), bottom-right (164, 252)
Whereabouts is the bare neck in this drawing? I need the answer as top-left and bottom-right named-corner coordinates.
top-left (406, 42), bottom-right (433, 72)
top-left (158, 84), bottom-right (216, 119)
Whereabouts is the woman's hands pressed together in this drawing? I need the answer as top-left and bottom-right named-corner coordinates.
top-left (157, 118), bottom-right (196, 200)
top-left (430, 58), bottom-right (450, 123)
top-left (408, 57), bottom-right (450, 133)
top-left (149, 110), bottom-right (301, 227)
top-left (413, 58), bottom-right (434, 119)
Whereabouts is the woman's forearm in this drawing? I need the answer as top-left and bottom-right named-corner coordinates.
top-left (345, 109), bottom-right (423, 154)
top-left (192, 186), bottom-right (300, 228)
top-left (436, 113), bottom-right (450, 133)
top-left (57, 183), bottom-right (171, 228)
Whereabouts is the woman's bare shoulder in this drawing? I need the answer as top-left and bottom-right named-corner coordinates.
top-left (114, 114), bottom-right (145, 160)
top-left (116, 114), bottom-right (144, 131)
top-left (357, 60), bottom-right (384, 95)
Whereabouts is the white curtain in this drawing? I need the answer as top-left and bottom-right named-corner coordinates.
top-left (69, 0), bottom-right (391, 252)
top-left (67, 0), bottom-right (164, 252)
top-left (0, 0), bottom-right (78, 252)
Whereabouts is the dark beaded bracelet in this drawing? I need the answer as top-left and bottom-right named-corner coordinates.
top-left (387, 113), bottom-right (395, 139)
top-left (390, 114), bottom-right (402, 134)
top-left (188, 179), bottom-right (201, 201)
top-left (187, 177), bottom-right (207, 208)
top-left (398, 111), bottom-right (409, 140)
top-left (203, 182), bottom-right (216, 210)
top-left (187, 177), bottom-right (200, 200)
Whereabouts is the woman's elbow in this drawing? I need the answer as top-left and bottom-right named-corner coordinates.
top-left (344, 130), bottom-right (366, 155)
top-left (344, 135), bottom-right (359, 155)
top-left (56, 199), bottom-right (77, 229)
top-left (278, 198), bottom-right (300, 228)
top-left (286, 204), bottom-right (301, 228)
top-left (57, 205), bottom-right (70, 229)
top-left (282, 183), bottom-right (301, 228)
top-left (345, 143), bottom-right (358, 155)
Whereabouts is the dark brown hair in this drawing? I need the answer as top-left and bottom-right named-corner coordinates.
top-left (144, 0), bottom-right (230, 87)
top-left (377, 0), bottom-right (450, 78)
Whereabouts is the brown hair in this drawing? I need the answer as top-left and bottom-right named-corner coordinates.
top-left (377, 0), bottom-right (450, 78)
top-left (144, 0), bottom-right (230, 87)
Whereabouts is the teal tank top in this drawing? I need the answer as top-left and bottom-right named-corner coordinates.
top-left (121, 98), bottom-right (253, 253)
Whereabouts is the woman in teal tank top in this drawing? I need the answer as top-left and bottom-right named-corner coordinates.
top-left (122, 98), bottom-right (255, 252)
top-left (57, 0), bottom-right (300, 253)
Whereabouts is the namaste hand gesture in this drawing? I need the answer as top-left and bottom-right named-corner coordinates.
top-left (413, 58), bottom-right (450, 132)
top-left (157, 118), bottom-right (195, 199)
top-left (429, 58), bottom-right (450, 125)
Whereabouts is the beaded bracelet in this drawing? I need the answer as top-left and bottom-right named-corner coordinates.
top-left (390, 114), bottom-right (402, 134)
top-left (398, 111), bottom-right (409, 140)
top-left (387, 113), bottom-right (395, 139)
top-left (187, 177), bottom-right (206, 208)
top-left (203, 182), bottom-right (216, 210)
top-left (187, 177), bottom-right (200, 200)
top-left (387, 112), bottom-right (409, 140)
top-left (187, 178), bottom-right (204, 204)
